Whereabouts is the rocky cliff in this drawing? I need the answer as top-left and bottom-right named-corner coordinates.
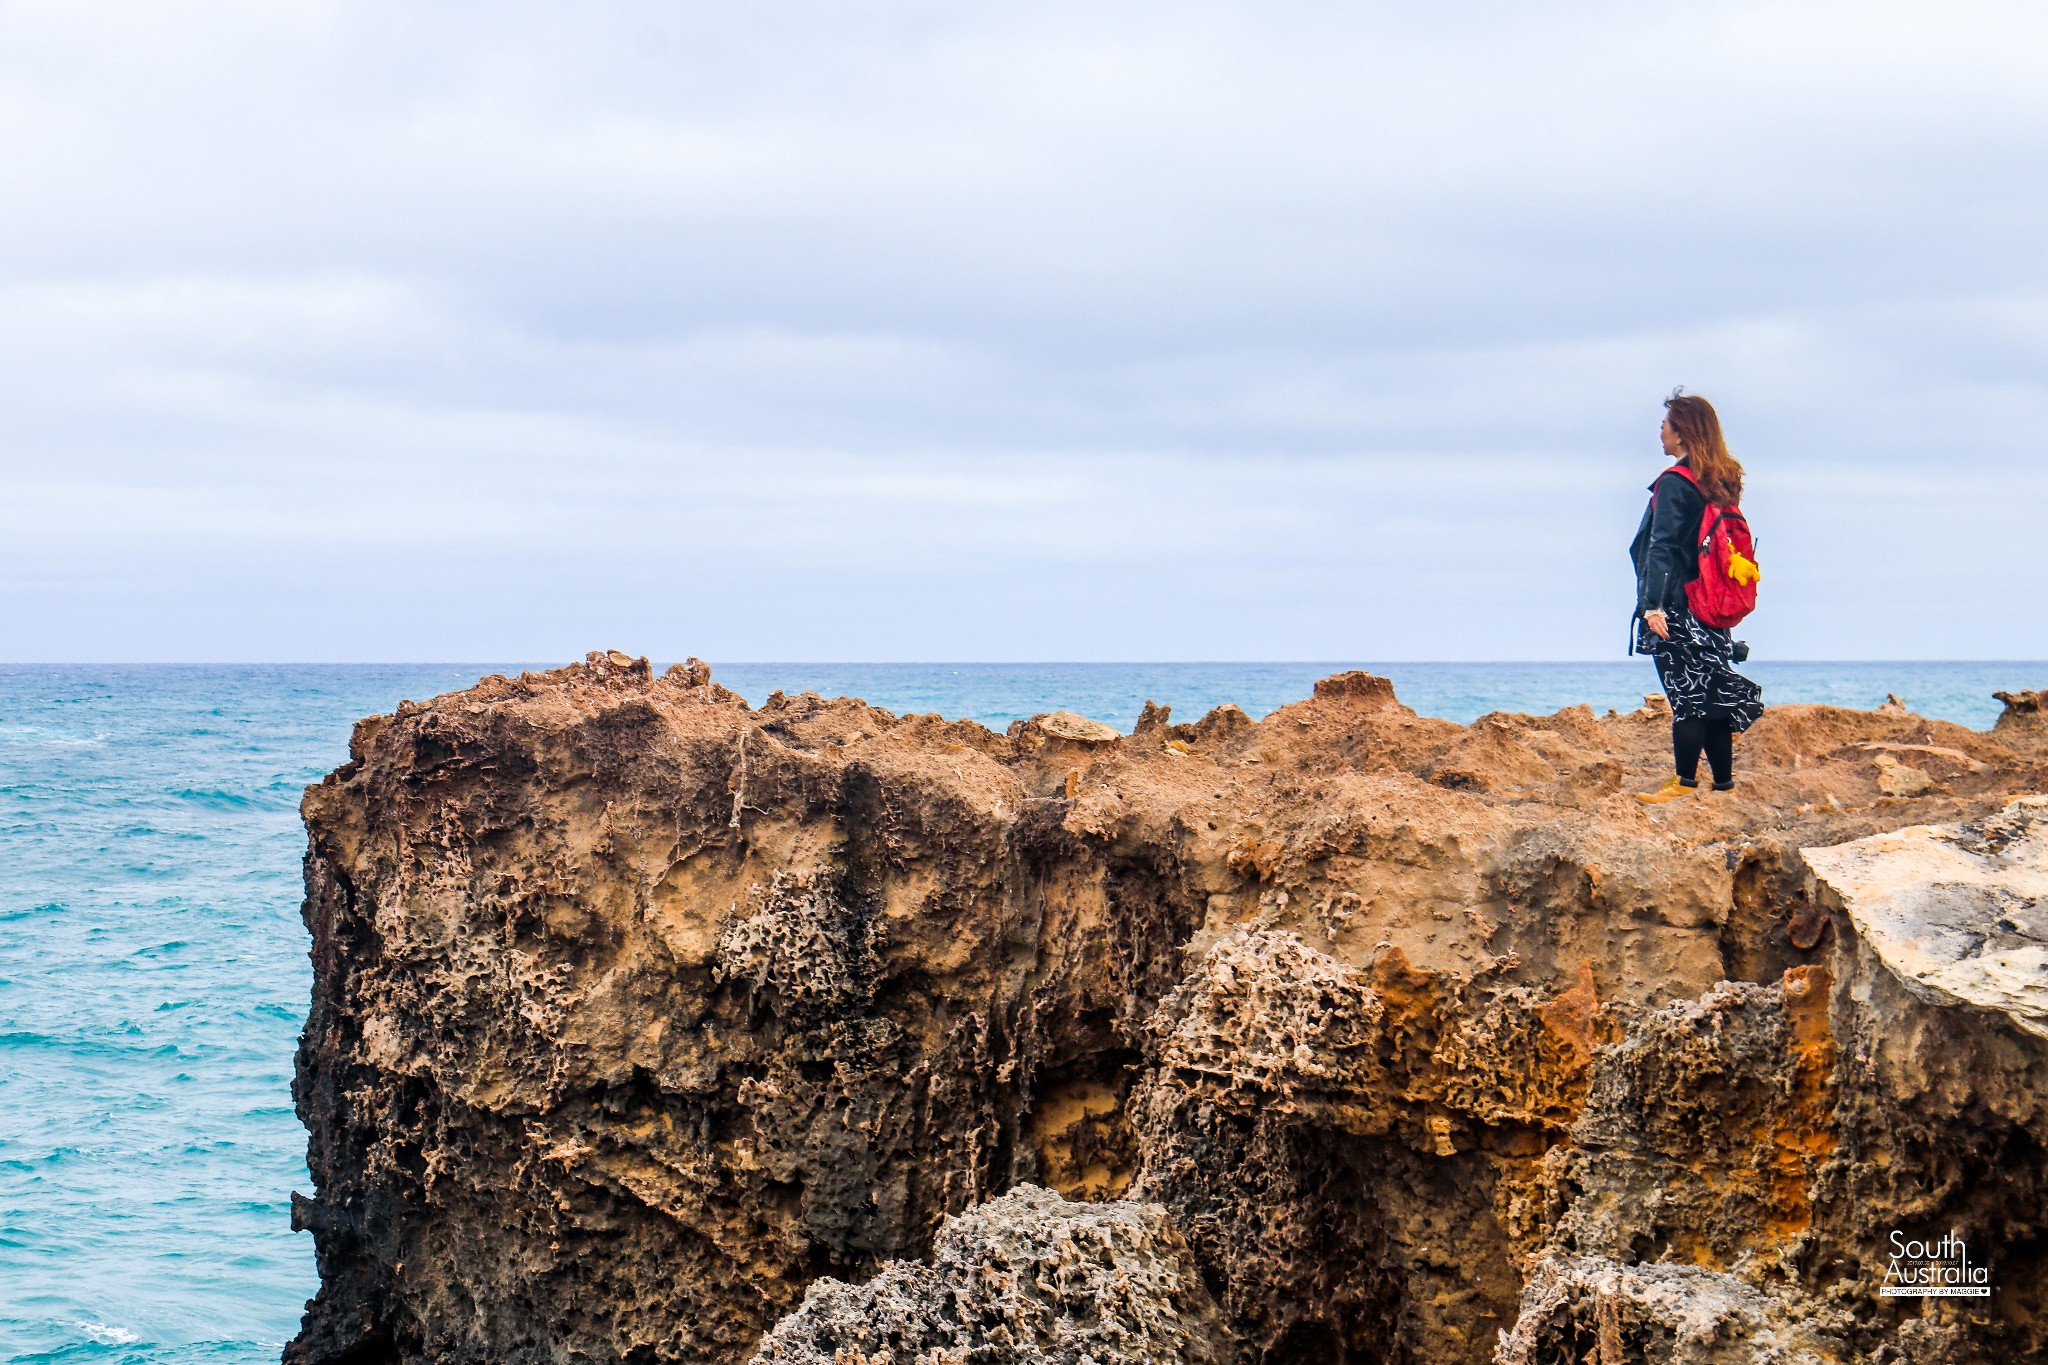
top-left (287, 655), bottom-right (2048, 1365)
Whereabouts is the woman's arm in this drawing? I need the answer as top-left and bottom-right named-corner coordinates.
top-left (1636, 474), bottom-right (1699, 630)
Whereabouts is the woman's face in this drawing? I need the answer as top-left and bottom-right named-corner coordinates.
top-left (1659, 416), bottom-right (1683, 458)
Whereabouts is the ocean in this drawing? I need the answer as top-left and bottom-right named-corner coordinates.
top-left (2, 659), bottom-right (2041, 1363)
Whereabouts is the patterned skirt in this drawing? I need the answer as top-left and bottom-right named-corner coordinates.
top-left (1643, 607), bottom-right (1764, 730)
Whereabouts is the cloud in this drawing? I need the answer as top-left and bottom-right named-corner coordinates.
top-left (0, 0), bottom-right (2043, 659)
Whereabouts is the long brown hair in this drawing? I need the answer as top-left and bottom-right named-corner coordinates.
top-left (1664, 389), bottom-right (1743, 504)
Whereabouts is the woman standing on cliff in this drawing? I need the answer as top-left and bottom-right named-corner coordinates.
top-left (1630, 390), bottom-right (1763, 801)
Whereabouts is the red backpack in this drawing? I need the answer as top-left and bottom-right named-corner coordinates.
top-left (1663, 464), bottom-right (1759, 628)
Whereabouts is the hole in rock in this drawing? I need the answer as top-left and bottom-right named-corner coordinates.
top-left (1022, 1049), bottom-right (1141, 1202)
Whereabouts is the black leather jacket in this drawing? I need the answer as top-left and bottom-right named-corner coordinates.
top-left (1630, 464), bottom-right (1704, 618)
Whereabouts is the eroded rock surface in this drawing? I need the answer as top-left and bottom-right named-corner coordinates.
top-left (1803, 796), bottom-right (2048, 1040)
top-left (1496, 1256), bottom-right (1837, 1365)
top-left (287, 654), bottom-right (2048, 1365)
top-left (749, 1184), bottom-right (1227, 1365)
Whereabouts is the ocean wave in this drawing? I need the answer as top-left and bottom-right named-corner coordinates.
top-left (0, 726), bottom-right (109, 748)
top-left (0, 902), bottom-right (65, 921)
top-left (0, 1028), bottom-right (190, 1060)
top-left (1, 1145), bottom-right (91, 1170)
top-left (240, 1105), bottom-right (298, 1121)
top-left (167, 790), bottom-right (259, 811)
top-left (0, 1029), bottom-right (61, 1049)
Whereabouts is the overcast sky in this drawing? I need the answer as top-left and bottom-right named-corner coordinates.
top-left (2, 1), bottom-right (2043, 661)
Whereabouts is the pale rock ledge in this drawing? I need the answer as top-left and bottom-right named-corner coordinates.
top-left (1804, 795), bottom-right (2048, 1041)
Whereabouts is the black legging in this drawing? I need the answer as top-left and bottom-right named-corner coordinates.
top-left (1672, 717), bottom-right (1734, 786)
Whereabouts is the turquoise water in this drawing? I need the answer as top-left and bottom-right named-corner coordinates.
top-left (3, 660), bottom-right (2041, 1363)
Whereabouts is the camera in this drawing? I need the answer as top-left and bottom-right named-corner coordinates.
top-left (1731, 640), bottom-right (1751, 663)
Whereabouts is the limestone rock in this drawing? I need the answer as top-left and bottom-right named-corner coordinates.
top-left (286, 658), bottom-right (2048, 1365)
top-left (1497, 1255), bottom-right (1839, 1365)
top-left (748, 1185), bottom-right (1227, 1365)
top-left (1804, 795), bottom-right (2048, 1040)
top-left (1994, 688), bottom-right (2047, 731)
top-left (1144, 929), bottom-right (1385, 1114)
top-left (715, 869), bottom-right (879, 1015)
top-left (1026, 710), bottom-right (1124, 744)
top-left (1873, 751), bottom-right (1936, 798)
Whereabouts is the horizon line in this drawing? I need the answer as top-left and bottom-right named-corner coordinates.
top-left (2, 659), bottom-right (2044, 669)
